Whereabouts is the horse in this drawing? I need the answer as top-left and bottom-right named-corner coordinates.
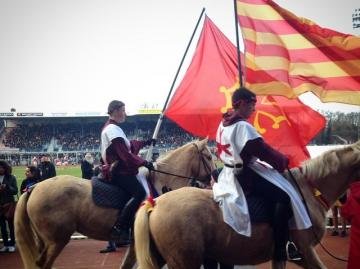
top-left (14, 139), bottom-right (215, 269)
top-left (134, 140), bottom-right (360, 269)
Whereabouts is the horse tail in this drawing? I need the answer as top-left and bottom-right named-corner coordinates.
top-left (134, 198), bottom-right (159, 269)
top-left (14, 192), bottom-right (40, 269)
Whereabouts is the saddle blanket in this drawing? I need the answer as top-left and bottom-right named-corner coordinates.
top-left (91, 177), bottom-right (130, 209)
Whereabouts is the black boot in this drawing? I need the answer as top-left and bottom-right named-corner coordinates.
top-left (110, 225), bottom-right (131, 245)
top-left (110, 197), bottom-right (139, 245)
top-left (272, 203), bottom-right (291, 261)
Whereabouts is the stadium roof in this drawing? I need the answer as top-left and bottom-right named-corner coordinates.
top-left (0, 105), bottom-right (162, 118)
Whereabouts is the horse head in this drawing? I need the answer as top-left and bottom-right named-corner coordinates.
top-left (189, 138), bottom-right (216, 186)
top-left (152, 138), bottom-right (215, 193)
top-left (300, 140), bottom-right (360, 206)
top-left (351, 140), bottom-right (360, 180)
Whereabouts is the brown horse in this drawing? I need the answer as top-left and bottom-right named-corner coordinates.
top-left (14, 139), bottom-right (215, 269)
top-left (134, 140), bottom-right (360, 269)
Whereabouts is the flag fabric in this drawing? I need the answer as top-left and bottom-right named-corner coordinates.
top-left (251, 95), bottom-right (326, 167)
top-left (237, 0), bottom-right (360, 105)
top-left (164, 16), bottom-right (325, 167)
top-left (165, 16), bottom-right (240, 140)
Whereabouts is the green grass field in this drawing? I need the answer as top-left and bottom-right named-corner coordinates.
top-left (12, 165), bottom-right (82, 196)
top-left (12, 160), bottom-right (223, 196)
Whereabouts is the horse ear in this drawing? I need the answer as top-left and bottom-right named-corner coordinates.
top-left (198, 137), bottom-right (208, 149)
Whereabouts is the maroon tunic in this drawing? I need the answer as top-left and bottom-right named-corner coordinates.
top-left (102, 119), bottom-right (147, 176)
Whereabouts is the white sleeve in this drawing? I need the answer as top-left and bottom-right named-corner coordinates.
top-left (233, 122), bottom-right (261, 154)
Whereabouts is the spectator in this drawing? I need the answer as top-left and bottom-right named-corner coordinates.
top-left (81, 153), bottom-right (94, 179)
top-left (0, 160), bottom-right (18, 253)
top-left (38, 154), bottom-right (56, 181)
top-left (20, 166), bottom-right (39, 194)
top-left (341, 182), bottom-right (360, 269)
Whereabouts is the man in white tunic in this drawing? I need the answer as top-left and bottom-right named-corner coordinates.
top-left (213, 87), bottom-right (311, 262)
top-left (100, 100), bottom-right (155, 244)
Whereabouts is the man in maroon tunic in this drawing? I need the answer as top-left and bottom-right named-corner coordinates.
top-left (100, 100), bottom-right (154, 244)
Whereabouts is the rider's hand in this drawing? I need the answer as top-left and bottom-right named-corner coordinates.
top-left (278, 155), bottom-right (289, 173)
top-left (143, 161), bottom-right (154, 171)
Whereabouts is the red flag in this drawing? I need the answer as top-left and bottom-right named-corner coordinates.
top-left (237, 0), bottom-right (360, 105)
top-left (164, 16), bottom-right (325, 167)
top-left (165, 16), bottom-right (239, 139)
top-left (250, 95), bottom-right (325, 167)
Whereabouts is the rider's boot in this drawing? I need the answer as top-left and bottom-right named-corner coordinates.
top-left (273, 203), bottom-right (287, 261)
top-left (272, 203), bottom-right (302, 261)
top-left (110, 198), bottom-right (138, 245)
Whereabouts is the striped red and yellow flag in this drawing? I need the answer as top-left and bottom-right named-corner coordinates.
top-left (237, 0), bottom-right (360, 105)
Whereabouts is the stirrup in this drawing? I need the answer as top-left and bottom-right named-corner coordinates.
top-left (286, 241), bottom-right (302, 261)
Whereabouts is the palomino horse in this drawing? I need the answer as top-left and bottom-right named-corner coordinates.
top-left (14, 139), bottom-right (215, 269)
top-left (135, 141), bottom-right (360, 269)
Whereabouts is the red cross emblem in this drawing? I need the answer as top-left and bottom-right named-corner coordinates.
top-left (216, 129), bottom-right (231, 157)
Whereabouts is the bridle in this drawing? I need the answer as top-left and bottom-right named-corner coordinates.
top-left (189, 142), bottom-right (213, 187)
top-left (150, 142), bottom-right (213, 189)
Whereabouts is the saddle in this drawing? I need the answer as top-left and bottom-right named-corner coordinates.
top-left (91, 177), bottom-right (131, 209)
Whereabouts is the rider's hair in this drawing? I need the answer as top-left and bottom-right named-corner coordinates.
top-left (232, 87), bottom-right (256, 109)
top-left (107, 100), bottom-right (125, 114)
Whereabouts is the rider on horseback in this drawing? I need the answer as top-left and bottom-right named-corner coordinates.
top-left (100, 100), bottom-right (155, 244)
top-left (213, 87), bottom-right (308, 261)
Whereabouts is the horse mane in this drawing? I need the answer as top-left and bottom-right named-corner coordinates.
top-left (156, 139), bottom-right (201, 164)
top-left (300, 141), bottom-right (360, 181)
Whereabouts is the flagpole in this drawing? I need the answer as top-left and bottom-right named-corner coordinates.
top-left (233, 0), bottom-right (243, 86)
top-left (145, 8), bottom-right (206, 161)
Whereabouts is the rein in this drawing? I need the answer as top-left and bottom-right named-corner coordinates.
top-left (151, 143), bottom-right (212, 188)
top-left (307, 180), bottom-right (331, 210)
top-left (287, 168), bottom-right (348, 263)
top-left (150, 167), bottom-right (208, 187)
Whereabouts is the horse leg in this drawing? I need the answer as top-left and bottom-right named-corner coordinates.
top-left (38, 241), bottom-right (68, 269)
top-left (167, 263), bottom-right (201, 269)
top-left (36, 239), bottom-right (46, 266)
top-left (296, 247), bottom-right (327, 269)
top-left (167, 260), bottom-right (201, 269)
top-left (120, 242), bottom-right (136, 269)
top-left (271, 260), bottom-right (286, 269)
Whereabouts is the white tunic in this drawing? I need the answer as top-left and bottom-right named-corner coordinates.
top-left (100, 123), bottom-right (151, 195)
top-left (100, 123), bottom-right (130, 164)
top-left (213, 120), bottom-right (312, 236)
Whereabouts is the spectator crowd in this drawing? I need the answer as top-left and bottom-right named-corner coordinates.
top-left (2, 120), bottom-right (195, 152)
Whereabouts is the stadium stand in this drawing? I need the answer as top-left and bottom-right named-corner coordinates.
top-left (0, 116), bottom-right (200, 166)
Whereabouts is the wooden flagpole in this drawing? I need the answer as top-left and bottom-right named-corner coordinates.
top-left (145, 8), bottom-right (206, 161)
top-left (233, 0), bottom-right (243, 86)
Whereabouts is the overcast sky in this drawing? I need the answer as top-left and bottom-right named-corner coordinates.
top-left (0, 0), bottom-right (359, 115)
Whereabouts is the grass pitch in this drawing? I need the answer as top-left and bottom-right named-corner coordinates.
top-left (13, 165), bottom-right (82, 196)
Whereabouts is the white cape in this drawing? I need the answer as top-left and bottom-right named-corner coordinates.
top-left (213, 161), bottom-right (312, 236)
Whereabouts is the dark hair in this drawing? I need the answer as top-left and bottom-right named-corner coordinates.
top-left (232, 87), bottom-right (256, 108)
top-left (0, 160), bottom-right (12, 176)
top-left (107, 100), bottom-right (125, 114)
top-left (27, 165), bottom-right (40, 179)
